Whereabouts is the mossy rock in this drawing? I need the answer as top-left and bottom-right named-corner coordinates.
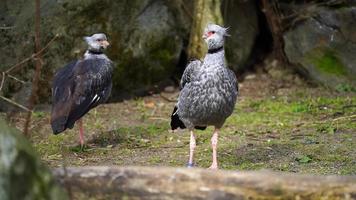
top-left (0, 0), bottom-right (191, 103)
top-left (283, 6), bottom-right (356, 90)
top-left (308, 49), bottom-right (347, 76)
top-left (0, 118), bottom-right (68, 200)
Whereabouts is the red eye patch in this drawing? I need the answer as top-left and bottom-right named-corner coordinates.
top-left (207, 31), bottom-right (215, 37)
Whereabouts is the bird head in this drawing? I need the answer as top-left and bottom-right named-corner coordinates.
top-left (83, 33), bottom-right (110, 52)
top-left (202, 23), bottom-right (229, 50)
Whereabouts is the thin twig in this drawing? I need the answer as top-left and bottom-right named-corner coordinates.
top-left (0, 32), bottom-right (58, 129)
top-left (7, 74), bottom-right (26, 84)
top-left (179, 0), bottom-right (193, 20)
top-left (149, 117), bottom-right (170, 121)
top-left (0, 72), bottom-right (5, 91)
top-left (4, 33), bottom-right (59, 74)
top-left (160, 93), bottom-right (177, 102)
top-left (0, 26), bottom-right (14, 30)
top-left (332, 114), bottom-right (356, 122)
top-left (296, 114), bottom-right (356, 128)
top-left (0, 34), bottom-right (58, 94)
top-left (0, 96), bottom-right (31, 112)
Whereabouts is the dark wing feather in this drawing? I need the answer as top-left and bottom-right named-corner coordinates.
top-left (52, 60), bottom-right (77, 103)
top-left (170, 106), bottom-right (186, 130)
top-left (51, 58), bottom-right (112, 134)
top-left (51, 60), bottom-right (78, 134)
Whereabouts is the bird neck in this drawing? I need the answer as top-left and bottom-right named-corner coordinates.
top-left (88, 49), bottom-right (104, 55)
top-left (203, 47), bottom-right (225, 66)
top-left (207, 46), bottom-right (224, 54)
top-left (84, 50), bottom-right (109, 60)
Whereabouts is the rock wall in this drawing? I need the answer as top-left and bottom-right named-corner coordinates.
top-left (2, 0), bottom-right (354, 109)
top-left (222, 0), bottom-right (260, 71)
top-left (0, 0), bottom-right (192, 101)
top-left (283, 5), bottom-right (356, 89)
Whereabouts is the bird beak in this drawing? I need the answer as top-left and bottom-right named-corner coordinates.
top-left (101, 40), bottom-right (110, 49)
top-left (202, 32), bottom-right (213, 39)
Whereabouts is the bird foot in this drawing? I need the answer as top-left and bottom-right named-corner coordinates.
top-left (208, 164), bottom-right (218, 170)
top-left (79, 143), bottom-right (86, 152)
top-left (187, 162), bottom-right (194, 168)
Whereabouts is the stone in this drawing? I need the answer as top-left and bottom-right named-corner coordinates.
top-left (0, 119), bottom-right (68, 200)
top-left (0, 0), bottom-right (192, 101)
top-left (283, 6), bottom-right (356, 89)
top-left (222, 0), bottom-right (259, 71)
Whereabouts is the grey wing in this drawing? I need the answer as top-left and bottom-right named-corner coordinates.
top-left (227, 68), bottom-right (239, 95)
top-left (180, 60), bottom-right (202, 88)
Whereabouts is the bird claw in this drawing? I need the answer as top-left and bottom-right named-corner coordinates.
top-left (79, 143), bottom-right (86, 152)
top-left (187, 162), bottom-right (194, 168)
top-left (208, 164), bottom-right (218, 170)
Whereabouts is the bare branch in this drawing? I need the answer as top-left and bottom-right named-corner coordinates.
top-left (179, 0), bottom-right (193, 20)
top-left (7, 74), bottom-right (26, 84)
top-left (0, 96), bottom-right (31, 112)
top-left (0, 72), bottom-right (5, 91)
top-left (0, 26), bottom-right (14, 30)
top-left (4, 34), bottom-right (59, 74)
top-left (160, 93), bottom-right (178, 102)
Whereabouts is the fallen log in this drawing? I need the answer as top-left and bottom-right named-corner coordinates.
top-left (53, 166), bottom-right (356, 200)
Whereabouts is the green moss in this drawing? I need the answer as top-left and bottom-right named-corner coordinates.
top-left (335, 83), bottom-right (356, 93)
top-left (308, 49), bottom-right (347, 76)
top-left (112, 37), bottom-right (178, 93)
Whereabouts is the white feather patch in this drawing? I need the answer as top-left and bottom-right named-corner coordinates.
top-left (91, 94), bottom-right (99, 104)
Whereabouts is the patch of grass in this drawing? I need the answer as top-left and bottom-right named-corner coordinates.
top-left (28, 81), bottom-right (355, 175)
top-left (296, 155), bottom-right (313, 164)
top-left (32, 111), bottom-right (46, 119)
top-left (336, 83), bottom-right (356, 93)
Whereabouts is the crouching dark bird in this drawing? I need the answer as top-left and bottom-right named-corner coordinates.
top-left (170, 24), bottom-right (238, 169)
top-left (51, 33), bottom-right (113, 147)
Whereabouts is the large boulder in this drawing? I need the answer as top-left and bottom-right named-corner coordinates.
top-left (0, 0), bottom-right (192, 101)
top-left (221, 0), bottom-right (259, 71)
top-left (0, 119), bottom-right (68, 200)
top-left (283, 6), bottom-right (356, 89)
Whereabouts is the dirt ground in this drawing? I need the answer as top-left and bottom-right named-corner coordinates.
top-left (6, 67), bottom-right (356, 175)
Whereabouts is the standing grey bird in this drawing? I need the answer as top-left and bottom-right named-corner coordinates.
top-left (171, 24), bottom-right (238, 169)
top-left (51, 33), bottom-right (113, 147)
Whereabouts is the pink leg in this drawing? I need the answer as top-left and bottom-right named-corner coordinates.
top-left (78, 119), bottom-right (85, 147)
top-left (187, 130), bottom-right (196, 167)
top-left (208, 128), bottom-right (219, 170)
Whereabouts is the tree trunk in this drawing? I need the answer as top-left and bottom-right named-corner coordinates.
top-left (187, 0), bottom-right (223, 59)
top-left (53, 166), bottom-right (356, 200)
top-left (24, 0), bottom-right (43, 136)
top-left (260, 0), bottom-right (289, 66)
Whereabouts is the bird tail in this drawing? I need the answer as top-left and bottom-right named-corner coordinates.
top-left (194, 126), bottom-right (207, 130)
top-left (170, 106), bottom-right (186, 130)
top-left (170, 106), bottom-right (207, 130)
